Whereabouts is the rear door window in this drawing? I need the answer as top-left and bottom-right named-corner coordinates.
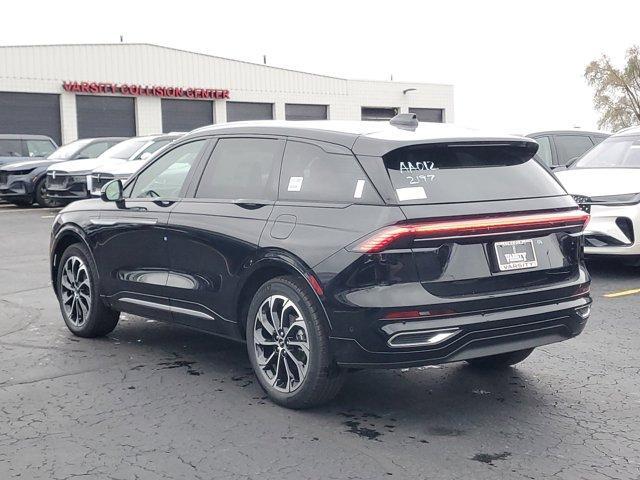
top-left (383, 143), bottom-right (565, 204)
top-left (554, 135), bottom-right (594, 165)
top-left (196, 138), bottom-right (283, 200)
top-left (279, 140), bottom-right (379, 203)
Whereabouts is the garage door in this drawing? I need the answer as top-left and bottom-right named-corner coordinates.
top-left (409, 108), bottom-right (444, 123)
top-left (285, 104), bottom-right (328, 120)
top-left (161, 99), bottom-right (213, 133)
top-left (0, 92), bottom-right (61, 144)
top-left (226, 102), bottom-right (273, 122)
top-left (76, 95), bottom-right (136, 139)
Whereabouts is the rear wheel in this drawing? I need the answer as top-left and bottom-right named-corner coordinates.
top-left (466, 348), bottom-right (534, 369)
top-left (246, 275), bottom-right (345, 409)
top-left (56, 243), bottom-right (119, 337)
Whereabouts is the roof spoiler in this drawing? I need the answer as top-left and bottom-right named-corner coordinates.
top-left (390, 113), bottom-right (418, 130)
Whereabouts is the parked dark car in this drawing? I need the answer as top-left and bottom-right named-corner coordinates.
top-left (527, 130), bottom-right (609, 169)
top-left (0, 137), bottom-right (125, 207)
top-left (0, 134), bottom-right (57, 167)
top-left (49, 116), bottom-right (591, 408)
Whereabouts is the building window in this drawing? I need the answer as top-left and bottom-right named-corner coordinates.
top-left (361, 107), bottom-right (398, 121)
top-left (285, 104), bottom-right (328, 121)
top-left (409, 107), bottom-right (444, 123)
top-left (226, 102), bottom-right (274, 122)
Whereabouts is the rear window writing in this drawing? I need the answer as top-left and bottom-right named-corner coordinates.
top-left (384, 143), bottom-right (565, 204)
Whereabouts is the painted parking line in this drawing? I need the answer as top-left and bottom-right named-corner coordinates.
top-left (0, 208), bottom-right (61, 214)
top-left (603, 288), bottom-right (640, 298)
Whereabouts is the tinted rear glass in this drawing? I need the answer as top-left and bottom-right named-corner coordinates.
top-left (384, 143), bottom-right (565, 204)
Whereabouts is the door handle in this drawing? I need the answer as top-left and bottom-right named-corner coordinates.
top-left (233, 199), bottom-right (271, 209)
top-left (91, 218), bottom-right (158, 226)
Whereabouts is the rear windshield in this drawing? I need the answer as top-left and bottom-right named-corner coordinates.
top-left (572, 135), bottom-right (640, 168)
top-left (383, 143), bottom-right (565, 204)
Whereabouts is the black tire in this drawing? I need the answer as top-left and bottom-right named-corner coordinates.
top-left (35, 177), bottom-right (56, 207)
top-left (246, 275), bottom-right (345, 409)
top-left (466, 348), bottom-right (534, 369)
top-left (56, 243), bottom-right (119, 337)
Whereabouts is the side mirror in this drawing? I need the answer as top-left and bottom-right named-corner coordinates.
top-left (140, 152), bottom-right (152, 161)
top-left (101, 179), bottom-right (123, 203)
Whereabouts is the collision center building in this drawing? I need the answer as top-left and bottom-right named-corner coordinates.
top-left (0, 43), bottom-right (454, 145)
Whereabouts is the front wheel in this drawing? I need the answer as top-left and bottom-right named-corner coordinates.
top-left (35, 177), bottom-right (57, 207)
top-left (246, 275), bottom-right (345, 409)
top-left (466, 348), bottom-right (534, 369)
top-left (56, 243), bottom-right (120, 337)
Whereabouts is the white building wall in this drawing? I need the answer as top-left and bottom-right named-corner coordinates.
top-left (0, 43), bottom-right (454, 142)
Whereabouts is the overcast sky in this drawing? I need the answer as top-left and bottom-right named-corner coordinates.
top-left (3, 0), bottom-right (639, 133)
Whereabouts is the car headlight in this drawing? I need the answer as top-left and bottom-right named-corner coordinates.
top-left (589, 193), bottom-right (640, 205)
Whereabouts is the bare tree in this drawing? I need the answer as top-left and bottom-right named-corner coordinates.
top-left (585, 46), bottom-right (640, 131)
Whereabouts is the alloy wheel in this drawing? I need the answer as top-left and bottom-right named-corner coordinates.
top-left (60, 256), bottom-right (91, 327)
top-left (253, 294), bottom-right (310, 393)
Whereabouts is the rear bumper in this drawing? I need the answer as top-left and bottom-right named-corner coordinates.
top-left (330, 295), bottom-right (590, 368)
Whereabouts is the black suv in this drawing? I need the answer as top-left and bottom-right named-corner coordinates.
top-left (50, 116), bottom-right (591, 408)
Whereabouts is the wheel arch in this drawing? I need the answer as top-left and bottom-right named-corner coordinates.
top-left (50, 224), bottom-right (94, 296)
top-left (234, 252), bottom-right (330, 339)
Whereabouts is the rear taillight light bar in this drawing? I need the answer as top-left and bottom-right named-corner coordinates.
top-left (350, 209), bottom-right (590, 253)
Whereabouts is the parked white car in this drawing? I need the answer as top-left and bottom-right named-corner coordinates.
top-left (554, 126), bottom-right (640, 263)
top-left (88, 133), bottom-right (183, 196)
top-left (45, 135), bottom-right (173, 203)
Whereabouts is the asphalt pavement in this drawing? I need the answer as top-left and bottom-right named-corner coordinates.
top-left (0, 203), bottom-right (638, 480)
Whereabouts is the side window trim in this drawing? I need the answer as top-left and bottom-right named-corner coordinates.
top-left (187, 135), bottom-right (285, 202)
top-left (124, 138), bottom-right (212, 201)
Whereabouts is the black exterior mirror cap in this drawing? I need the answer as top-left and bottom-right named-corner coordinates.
top-left (101, 179), bottom-right (123, 202)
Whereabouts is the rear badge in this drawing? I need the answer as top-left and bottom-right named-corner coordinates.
top-left (494, 239), bottom-right (538, 271)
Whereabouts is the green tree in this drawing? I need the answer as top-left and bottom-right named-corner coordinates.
top-left (585, 46), bottom-right (640, 131)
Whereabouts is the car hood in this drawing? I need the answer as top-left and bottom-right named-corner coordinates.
top-left (47, 157), bottom-right (125, 174)
top-left (92, 159), bottom-right (145, 176)
top-left (2, 158), bottom-right (59, 171)
top-left (555, 168), bottom-right (640, 197)
top-left (0, 156), bottom-right (33, 167)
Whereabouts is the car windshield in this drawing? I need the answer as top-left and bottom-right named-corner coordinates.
top-left (131, 139), bottom-right (172, 161)
top-left (573, 135), bottom-right (640, 168)
top-left (99, 139), bottom-right (147, 160)
top-left (0, 139), bottom-right (23, 157)
top-left (47, 139), bottom-right (93, 160)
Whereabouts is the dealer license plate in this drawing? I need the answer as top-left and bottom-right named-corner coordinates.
top-left (494, 239), bottom-right (538, 271)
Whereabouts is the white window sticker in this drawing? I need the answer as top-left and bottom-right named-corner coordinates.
top-left (287, 176), bottom-right (304, 192)
top-left (396, 186), bottom-right (427, 201)
top-left (354, 179), bottom-right (365, 199)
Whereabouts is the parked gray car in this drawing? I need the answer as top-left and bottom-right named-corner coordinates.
top-left (0, 137), bottom-right (126, 207)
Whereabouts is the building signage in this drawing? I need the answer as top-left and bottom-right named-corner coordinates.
top-left (62, 81), bottom-right (230, 99)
